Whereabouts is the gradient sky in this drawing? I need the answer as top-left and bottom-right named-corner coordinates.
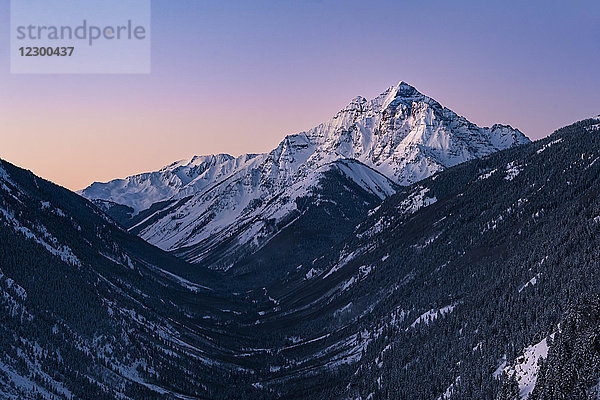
top-left (1, 0), bottom-right (599, 190)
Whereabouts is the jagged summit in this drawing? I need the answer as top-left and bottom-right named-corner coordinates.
top-left (387, 80), bottom-right (424, 98)
top-left (81, 81), bottom-right (529, 263)
top-left (298, 81), bottom-right (529, 184)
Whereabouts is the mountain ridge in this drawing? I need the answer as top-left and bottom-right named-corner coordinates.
top-left (81, 82), bottom-right (528, 214)
top-left (80, 81), bottom-right (529, 269)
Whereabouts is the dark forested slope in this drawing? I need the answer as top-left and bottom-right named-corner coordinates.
top-left (0, 159), bottom-right (266, 399)
top-left (239, 118), bottom-right (600, 399)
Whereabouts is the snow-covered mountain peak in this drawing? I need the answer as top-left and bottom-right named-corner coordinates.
top-left (328, 82), bottom-right (427, 126)
top-left (81, 81), bottom-right (529, 262)
top-left (376, 81), bottom-right (437, 110)
top-left (293, 81), bottom-right (529, 185)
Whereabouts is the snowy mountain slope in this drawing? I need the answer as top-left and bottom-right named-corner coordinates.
top-left (138, 159), bottom-right (397, 270)
top-left (209, 159), bottom-right (401, 285)
top-left (81, 82), bottom-right (529, 266)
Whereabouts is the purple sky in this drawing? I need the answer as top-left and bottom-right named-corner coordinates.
top-left (1, 0), bottom-right (599, 190)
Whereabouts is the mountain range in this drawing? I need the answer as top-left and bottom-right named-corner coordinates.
top-left (2, 82), bottom-right (598, 400)
top-left (80, 82), bottom-right (528, 274)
